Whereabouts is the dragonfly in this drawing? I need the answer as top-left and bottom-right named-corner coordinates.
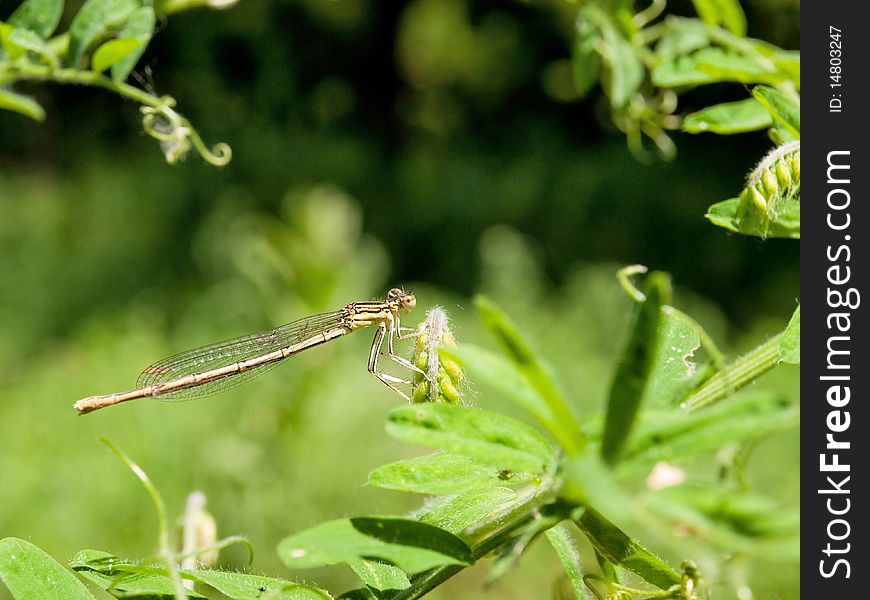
top-left (73, 288), bottom-right (424, 415)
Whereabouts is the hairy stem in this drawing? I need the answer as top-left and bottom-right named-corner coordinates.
top-left (682, 333), bottom-right (783, 411)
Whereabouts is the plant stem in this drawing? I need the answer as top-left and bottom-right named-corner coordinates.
top-left (682, 333), bottom-right (783, 411)
top-left (4, 63), bottom-right (162, 107)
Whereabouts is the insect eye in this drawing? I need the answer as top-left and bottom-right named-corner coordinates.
top-left (388, 288), bottom-right (403, 299)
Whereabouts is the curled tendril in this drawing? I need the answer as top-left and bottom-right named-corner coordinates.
top-left (139, 96), bottom-right (231, 166)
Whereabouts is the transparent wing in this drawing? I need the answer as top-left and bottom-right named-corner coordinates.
top-left (137, 311), bottom-right (345, 401)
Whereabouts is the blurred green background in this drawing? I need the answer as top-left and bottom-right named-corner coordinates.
top-left (0, 0), bottom-right (799, 598)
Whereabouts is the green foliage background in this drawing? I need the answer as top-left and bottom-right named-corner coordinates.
top-left (0, 0), bottom-right (798, 598)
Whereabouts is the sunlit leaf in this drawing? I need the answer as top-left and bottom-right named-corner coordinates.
top-left (691, 0), bottom-right (747, 37)
top-left (602, 272), bottom-right (670, 464)
top-left (71, 549), bottom-right (331, 600)
top-left (546, 523), bottom-right (586, 600)
top-left (0, 88), bottom-right (45, 121)
top-left (773, 50), bottom-right (800, 88)
top-left (753, 85), bottom-right (800, 137)
top-left (599, 20), bottom-right (644, 108)
top-left (642, 311), bottom-right (702, 408)
top-left (653, 48), bottom-right (784, 88)
top-left (91, 37), bottom-right (142, 74)
top-left (573, 508), bottom-right (681, 590)
top-left (347, 559), bottom-right (409, 592)
top-left (623, 392), bottom-right (798, 466)
top-left (111, 7), bottom-right (156, 82)
top-left (386, 403), bottom-right (556, 474)
top-left (778, 305), bottom-right (800, 364)
top-left (655, 18), bottom-right (710, 61)
top-left (9, 27), bottom-right (59, 65)
top-left (184, 568), bottom-right (333, 599)
top-left (420, 486), bottom-right (518, 534)
top-left (278, 518), bottom-right (471, 574)
top-left (0, 538), bottom-right (93, 600)
top-left (8, 0), bottom-right (64, 38)
top-left (706, 197), bottom-right (800, 239)
top-left (71, 549), bottom-right (206, 599)
top-left (683, 98), bottom-right (772, 134)
top-left (67, 0), bottom-right (139, 67)
top-left (368, 451), bottom-right (525, 495)
top-left (474, 296), bottom-right (584, 455)
top-left (443, 344), bottom-right (555, 439)
top-left (648, 485), bottom-right (800, 560)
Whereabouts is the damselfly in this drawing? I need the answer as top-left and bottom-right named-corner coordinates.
top-left (73, 289), bottom-right (423, 414)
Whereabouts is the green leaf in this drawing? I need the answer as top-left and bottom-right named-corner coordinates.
top-left (683, 98), bottom-right (773, 134)
top-left (778, 305), bottom-right (800, 364)
top-left (602, 272), bottom-right (670, 464)
top-left (652, 54), bottom-right (715, 87)
top-left (346, 559), bottom-right (409, 592)
top-left (91, 36), bottom-right (142, 74)
top-left (474, 296), bottom-right (584, 454)
top-left (691, 0), bottom-right (747, 37)
top-left (623, 392), bottom-right (798, 466)
top-left (695, 48), bottom-right (782, 84)
top-left (70, 549), bottom-right (206, 599)
top-left (655, 18), bottom-right (710, 62)
top-left (773, 50), bottom-right (800, 88)
top-left (599, 20), bottom-right (644, 108)
top-left (337, 589), bottom-right (378, 600)
top-left (8, 0), bottom-right (64, 38)
top-left (545, 524), bottom-right (586, 600)
top-left (8, 27), bottom-right (59, 65)
top-left (572, 9), bottom-right (601, 96)
top-left (443, 344), bottom-right (556, 442)
top-left (0, 87), bottom-right (45, 121)
top-left (641, 311), bottom-right (702, 408)
top-left (420, 486), bottom-right (518, 534)
top-left (111, 6), bottom-right (155, 82)
top-left (705, 197), bottom-right (742, 233)
top-left (184, 568), bottom-right (333, 599)
top-left (0, 23), bottom-right (26, 60)
top-left (368, 451), bottom-right (524, 495)
top-left (653, 48), bottom-right (783, 88)
top-left (71, 549), bottom-right (332, 599)
top-left (386, 403), bottom-right (556, 474)
top-left (753, 85), bottom-right (800, 137)
top-left (648, 485), bottom-right (800, 560)
top-left (0, 537), bottom-right (94, 600)
top-left (278, 518), bottom-right (471, 574)
top-left (573, 509), bottom-right (681, 590)
top-left (705, 197), bottom-right (800, 239)
top-left (67, 0), bottom-right (140, 68)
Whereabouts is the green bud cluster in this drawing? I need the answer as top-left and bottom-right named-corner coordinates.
top-left (410, 307), bottom-right (465, 404)
top-left (736, 140), bottom-right (800, 237)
